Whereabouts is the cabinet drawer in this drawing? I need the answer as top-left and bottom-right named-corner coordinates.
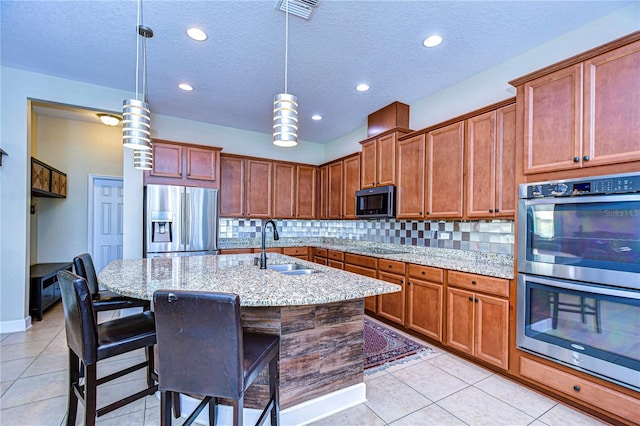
top-left (520, 357), bottom-right (640, 424)
top-left (344, 264), bottom-right (377, 278)
top-left (327, 250), bottom-right (344, 261)
top-left (344, 253), bottom-right (378, 269)
top-left (327, 259), bottom-right (344, 270)
top-left (378, 259), bottom-right (406, 275)
top-left (448, 271), bottom-right (509, 297)
top-left (312, 247), bottom-right (327, 258)
top-left (408, 264), bottom-right (443, 283)
top-left (283, 246), bottom-right (308, 256)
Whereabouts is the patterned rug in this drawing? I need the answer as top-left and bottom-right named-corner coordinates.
top-left (364, 318), bottom-right (434, 370)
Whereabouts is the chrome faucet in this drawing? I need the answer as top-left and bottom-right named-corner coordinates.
top-left (260, 219), bottom-right (279, 269)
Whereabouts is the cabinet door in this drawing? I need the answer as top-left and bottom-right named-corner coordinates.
top-left (343, 155), bottom-right (361, 219)
top-left (496, 104), bottom-right (516, 217)
top-left (186, 146), bottom-right (219, 182)
top-left (296, 165), bottom-right (317, 219)
top-left (466, 111), bottom-right (496, 218)
top-left (446, 287), bottom-right (474, 355)
top-left (523, 64), bottom-right (583, 174)
top-left (377, 133), bottom-right (397, 187)
top-left (407, 278), bottom-right (442, 342)
top-left (360, 139), bottom-right (377, 189)
top-left (396, 134), bottom-right (425, 218)
top-left (583, 40), bottom-right (640, 167)
top-left (318, 165), bottom-right (329, 219)
top-left (151, 142), bottom-right (182, 178)
top-left (246, 160), bottom-right (272, 218)
top-left (378, 271), bottom-right (405, 325)
top-left (220, 156), bottom-right (245, 217)
top-left (273, 162), bottom-right (296, 218)
top-left (475, 293), bottom-right (509, 370)
top-left (327, 161), bottom-right (343, 219)
top-left (427, 121), bottom-right (464, 218)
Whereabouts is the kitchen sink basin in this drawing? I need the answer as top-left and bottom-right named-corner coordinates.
top-left (267, 263), bottom-right (321, 275)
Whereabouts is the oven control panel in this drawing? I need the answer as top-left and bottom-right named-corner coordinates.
top-left (522, 173), bottom-right (640, 198)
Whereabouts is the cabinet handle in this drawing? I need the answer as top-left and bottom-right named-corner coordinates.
top-left (471, 280), bottom-right (477, 285)
top-left (427, 212), bottom-right (430, 215)
top-left (495, 209), bottom-right (499, 213)
top-left (489, 209), bottom-right (494, 213)
top-left (400, 279), bottom-right (404, 284)
top-left (573, 156), bottom-right (580, 162)
top-left (475, 298), bottom-right (479, 303)
top-left (583, 155), bottom-right (590, 161)
top-left (419, 211), bottom-right (423, 215)
top-left (421, 271), bottom-right (425, 275)
top-left (573, 385), bottom-right (581, 392)
top-left (407, 281), bottom-right (411, 285)
top-left (468, 296), bottom-right (473, 301)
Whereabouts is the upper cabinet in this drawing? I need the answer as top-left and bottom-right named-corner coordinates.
top-left (145, 140), bottom-right (221, 188)
top-left (245, 159), bottom-right (273, 218)
top-left (31, 157), bottom-right (67, 198)
top-left (272, 162), bottom-right (317, 219)
top-left (320, 153), bottom-right (360, 219)
top-left (360, 130), bottom-right (410, 189)
top-left (296, 165), bottom-right (317, 219)
top-left (343, 154), bottom-right (361, 219)
top-left (514, 38), bottom-right (640, 175)
top-left (396, 134), bottom-right (426, 219)
top-left (220, 155), bottom-right (245, 217)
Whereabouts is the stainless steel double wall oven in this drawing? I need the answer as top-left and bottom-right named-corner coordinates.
top-left (517, 172), bottom-right (640, 390)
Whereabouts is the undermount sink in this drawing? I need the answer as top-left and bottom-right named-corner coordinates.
top-left (267, 263), bottom-right (321, 275)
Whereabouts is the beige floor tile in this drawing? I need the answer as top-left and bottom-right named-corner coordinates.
top-left (474, 374), bottom-right (557, 418)
top-left (437, 386), bottom-right (534, 425)
top-left (0, 394), bottom-right (67, 426)
top-left (0, 357), bottom-right (35, 381)
top-left (97, 355), bottom-right (149, 385)
top-left (97, 408), bottom-right (146, 425)
top-left (1, 380), bottom-right (15, 398)
top-left (392, 360), bottom-right (469, 402)
top-left (389, 403), bottom-right (467, 425)
top-left (0, 340), bottom-right (50, 362)
top-left (95, 378), bottom-right (151, 421)
top-left (21, 351), bottom-right (68, 378)
top-left (145, 393), bottom-right (160, 409)
top-left (537, 403), bottom-right (609, 426)
top-left (529, 421), bottom-right (548, 426)
top-left (365, 373), bottom-right (432, 423)
top-left (427, 353), bottom-right (493, 384)
top-left (310, 403), bottom-right (386, 426)
top-left (43, 334), bottom-right (69, 354)
top-left (145, 406), bottom-right (161, 426)
top-left (0, 369), bottom-right (67, 409)
top-left (0, 325), bottom-right (62, 346)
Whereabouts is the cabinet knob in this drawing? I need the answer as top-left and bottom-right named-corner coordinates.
top-left (407, 281), bottom-right (411, 285)
top-left (475, 298), bottom-right (479, 303)
top-left (388, 265), bottom-right (392, 268)
top-left (471, 280), bottom-right (477, 285)
top-left (426, 212), bottom-right (430, 215)
top-left (573, 385), bottom-right (581, 392)
top-left (573, 156), bottom-right (580, 162)
top-left (400, 279), bottom-right (404, 284)
top-left (583, 155), bottom-right (590, 161)
top-left (495, 209), bottom-right (499, 213)
top-left (419, 211), bottom-right (423, 215)
top-left (468, 296), bottom-right (474, 301)
top-left (421, 271), bottom-right (425, 275)
top-left (489, 209), bottom-right (494, 213)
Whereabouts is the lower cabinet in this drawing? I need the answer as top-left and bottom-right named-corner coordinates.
top-left (283, 246), bottom-right (309, 261)
top-left (344, 253), bottom-right (378, 314)
top-left (312, 247), bottom-right (328, 265)
top-left (378, 259), bottom-right (407, 325)
top-left (327, 250), bottom-right (344, 269)
top-left (406, 264), bottom-right (443, 342)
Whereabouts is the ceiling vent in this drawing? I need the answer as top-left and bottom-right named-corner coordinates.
top-left (276, 0), bottom-right (319, 20)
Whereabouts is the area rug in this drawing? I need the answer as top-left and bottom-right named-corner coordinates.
top-left (364, 318), bottom-right (435, 371)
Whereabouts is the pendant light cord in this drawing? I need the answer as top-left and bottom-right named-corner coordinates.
top-left (135, 0), bottom-right (141, 100)
top-left (284, 0), bottom-right (289, 94)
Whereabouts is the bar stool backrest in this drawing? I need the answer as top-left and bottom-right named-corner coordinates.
top-left (153, 290), bottom-right (244, 399)
top-left (57, 270), bottom-right (99, 365)
top-left (73, 253), bottom-right (100, 296)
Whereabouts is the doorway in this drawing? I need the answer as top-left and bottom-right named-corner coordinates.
top-left (88, 175), bottom-right (123, 273)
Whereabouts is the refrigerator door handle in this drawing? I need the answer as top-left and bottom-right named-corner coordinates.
top-left (184, 191), bottom-right (190, 246)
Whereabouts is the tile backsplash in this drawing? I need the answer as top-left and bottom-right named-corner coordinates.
top-left (219, 218), bottom-right (514, 255)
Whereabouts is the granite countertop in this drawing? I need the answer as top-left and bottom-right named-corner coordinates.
top-left (220, 237), bottom-right (515, 279)
top-left (98, 253), bottom-right (401, 307)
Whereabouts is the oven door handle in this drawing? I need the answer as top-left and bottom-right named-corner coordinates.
top-left (519, 274), bottom-right (640, 300)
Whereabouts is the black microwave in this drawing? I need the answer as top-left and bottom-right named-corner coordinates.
top-left (355, 185), bottom-right (395, 218)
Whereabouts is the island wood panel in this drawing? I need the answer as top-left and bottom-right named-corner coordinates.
top-left (238, 300), bottom-right (364, 410)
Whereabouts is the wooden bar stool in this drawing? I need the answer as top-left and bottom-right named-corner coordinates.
top-left (57, 270), bottom-right (158, 426)
top-left (154, 290), bottom-right (280, 426)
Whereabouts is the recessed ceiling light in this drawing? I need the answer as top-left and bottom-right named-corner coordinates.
top-left (97, 113), bottom-right (121, 126)
top-left (178, 83), bottom-right (194, 91)
top-left (312, 115), bottom-right (322, 121)
top-left (187, 27), bottom-right (207, 41)
top-left (423, 35), bottom-right (443, 48)
top-left (356, 83), bottom-right (370, 92)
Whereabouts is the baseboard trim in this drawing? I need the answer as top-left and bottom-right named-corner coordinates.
top-left (175, 382), bottom-right (367, 425)
top-left (0, 316), bottom-right (32, 334)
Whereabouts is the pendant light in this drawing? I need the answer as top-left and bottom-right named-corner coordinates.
top-left (273, 0), bottom-right (298, 147)
top-left (122, 0), bottom-right (154, 169)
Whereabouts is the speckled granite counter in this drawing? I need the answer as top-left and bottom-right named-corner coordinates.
top-left (98, 253), bottom-right (400, 306)
top-left (219, 237), bottom-right (515, 279)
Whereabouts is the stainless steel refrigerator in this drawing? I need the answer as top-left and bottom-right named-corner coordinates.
top-left (144, 184), bottom-right (219, 257)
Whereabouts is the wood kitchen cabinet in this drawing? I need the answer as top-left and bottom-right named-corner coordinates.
top-left (426, 121), bottom-right (464, 218)
top-left (446, 271), bottom-right (509, 370)
top-left (220, 155), bottom-right (245, 216)
top-left (327, 161), bottom-right (343, 219)
top-left (146, 140), bottom-right (221, 188)
top-left (273, 162), bottom-right (296, 218)
top-left (31, 157), bottom-right (67, 198)
top-left (395, 134), bottom-right (426, 219)
top-left (246, 160), bottom-right (272, 218)
top-left (406, 264), bottom-right (443, 342)
top-left (360, 130), bottom-right (410, 189)
top-left (312, 247), bottom-right (328, 265)
top-left (344, 253), bottom-right (378, 313)
top-left (465, 103), bottom-right (516, 218)
top-left (516, 39), bottom-right (640, 174)
top-left (342, 154), bottom-right (361, 219)
top-left (378, 259), bottom-right (406, 325)
top-left (321, 153), bottom-right (360, 219)
top-left (296, 165), bottom-right (317, 219)
top-left (283, 246), bottom-right (309, 261)
top-left (318, 165), bottom-right (329, 219)
top-left (220, 155), bottom-right (272, 218)
top-left (327, 250), bottom-right (344, 269)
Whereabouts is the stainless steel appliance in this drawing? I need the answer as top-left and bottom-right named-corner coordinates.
top-left (355, 185), bottom-right (395, 218)
top-left (144, 184), bottom-right (219, 257)
top-left (516, 172), bottom-right (640, 390)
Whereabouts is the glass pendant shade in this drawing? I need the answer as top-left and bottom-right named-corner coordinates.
top-left (133, 147), bottom-right (153, 170)
top-left (122, 98), bottom-right (152, 150)
top-left (273, 93), bottom-right (298, 147)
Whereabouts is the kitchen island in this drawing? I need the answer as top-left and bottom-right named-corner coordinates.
top-left (99, 253), bottom-right (400, 424)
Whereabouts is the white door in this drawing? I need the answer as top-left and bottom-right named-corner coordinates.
top-left (92, 177), bottom-right (124, 273)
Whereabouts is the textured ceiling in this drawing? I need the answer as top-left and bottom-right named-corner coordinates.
top-left (1, 1), bottom-right (633, 143)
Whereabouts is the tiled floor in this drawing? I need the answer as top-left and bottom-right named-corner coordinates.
top-left (0, 304), bottom-right (609, 426)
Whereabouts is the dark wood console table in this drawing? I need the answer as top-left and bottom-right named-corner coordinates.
top-left (30, 262), bottom-right (72, 320)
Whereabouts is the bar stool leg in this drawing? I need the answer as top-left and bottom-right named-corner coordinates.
top-left (233, 397), bottom-right (244, 426)
top-left (160, 391), bottom-right (173, 426)
top-left (270, 357), bottom-right (279, 426)
top-left (208, 397), bottom-right (217, 426)
top-left (84, 363), bottom-right (98, 426)
top-left (66, 349), bottom-right (80, 426)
